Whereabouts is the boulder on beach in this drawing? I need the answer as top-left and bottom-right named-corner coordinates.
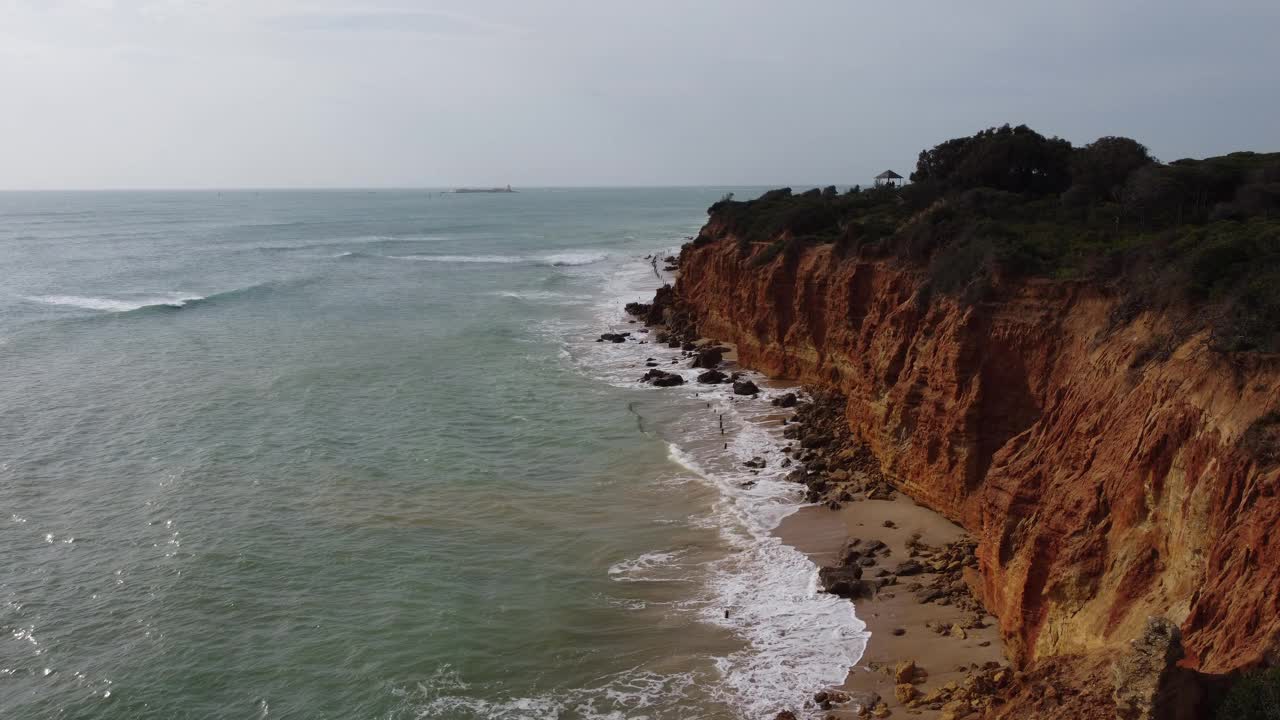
top-left (696, 369), bottom-right (728, 384)
top-left (894, 560), bottom-right (926, 576)
top-left (845, 691), bottom-right (882, 715)
top-left (771, 392), bottom-right (798, 408)
top-left (800, 432), bottom-right (832, 448)
top-left (744, 456), bottom-right (766, 469)
top-left (732, 379), bottom-right (759, 396)
top-left (623, 301), bottom-right (652, 317)
top-left (818, 564), bottom-right (873, 599)
top-left (598, 332), bottom-right (629, 343)
top-left (690, 346), bottom-right (727, 369)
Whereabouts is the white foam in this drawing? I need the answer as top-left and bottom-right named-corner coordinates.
top-left (578, 250), bottom-right (867, 715)
top-left (607, 549), bottom-right (695, 583)
top-left (419, 247), bottom-right (866, 718)
top-left (398, 664), bottom-right (708, 720)
top-left (542, 251), bottom-right (609, 267)
top-left (492, 290), bottom-right (593, 304)
top-left (386, 254), bottom-right (522, 264)
top-left (22, 293), bottom-right (205, 312)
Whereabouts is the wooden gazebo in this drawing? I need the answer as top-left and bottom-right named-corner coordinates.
top-left (874, 170), bottom-right (903, 188)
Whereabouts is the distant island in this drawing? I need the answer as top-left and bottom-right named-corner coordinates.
top-left (453, 185), bottom-right (516, 194)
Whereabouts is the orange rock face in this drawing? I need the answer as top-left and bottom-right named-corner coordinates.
top-left (672, 232), bottom-right (1280, 675)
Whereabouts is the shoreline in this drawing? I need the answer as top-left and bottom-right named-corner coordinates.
top-left (627, 252), bottom-right (1013, 719)
top-left (776, 500), bottom-right (1005, 718)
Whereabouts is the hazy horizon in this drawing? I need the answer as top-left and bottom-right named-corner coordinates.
top-left (3, 0), bottom-right (1278, 190)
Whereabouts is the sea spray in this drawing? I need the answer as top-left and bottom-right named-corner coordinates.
top-left (561, 249), bottom-right (869, 717)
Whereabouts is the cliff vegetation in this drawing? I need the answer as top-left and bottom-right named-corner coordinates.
top-left (705, 124), bottom-right (1280, 351)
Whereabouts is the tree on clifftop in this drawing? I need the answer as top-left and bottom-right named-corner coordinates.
top-left (1066, 136), bottom-right (1155, 206)
top-left (910, 124), bottom-right (1074, 196)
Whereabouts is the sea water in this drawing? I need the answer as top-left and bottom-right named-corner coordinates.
top-left (0, 189), bottom-right (866, 719)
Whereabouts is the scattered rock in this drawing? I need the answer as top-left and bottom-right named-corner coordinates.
top-left (690, 346), bottom-right (727, 369)
top-left (772, 392), bottom-right (799, 408)
top-left (640, 369), bottom-right (683, 387)
top-left (623, 301), bottom-right (651, 318)
top-left (800, 432), bottom-right (833, 449)
top-left (733, 379), bottom-right (760, 396)
top-left (1113, 616), bottom-right (1194, 720)
top-left (818, 565), bottom-right (873, 599)
top-left (892, 627), bottom-right (906, 636)
top-left (893, 560), bottom-right (925, 576)
top-left (845, 691), bottom-right (881, 715)
top-left (744, 456), bottom-right (766, 469)
top-left (598, 332), bottom-right (628, 343)
top-left (894, 684), bottom-right (918, 704)
top-left (696, 369), bottom-right (728, 384)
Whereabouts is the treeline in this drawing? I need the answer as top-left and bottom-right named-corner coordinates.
top-left (908, 124), bottom-right (1280, 225)
top-left (702, 124), bottom-right (1280, 351)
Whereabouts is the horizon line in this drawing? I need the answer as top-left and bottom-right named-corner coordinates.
top-left (0, 182), bottom-right (875, 193)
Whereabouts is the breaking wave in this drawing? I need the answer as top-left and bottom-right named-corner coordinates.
top-left (22, 293), bottom-right (205, 312)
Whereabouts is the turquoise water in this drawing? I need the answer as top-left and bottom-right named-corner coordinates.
top-left (0, 190), bottom-right (865, 719)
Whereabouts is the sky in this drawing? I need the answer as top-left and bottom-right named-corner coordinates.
top-left (1, 0), bottom-right (1278, 189)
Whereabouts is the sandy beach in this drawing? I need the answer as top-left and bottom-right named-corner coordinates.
top-left (632, 274), bottom-right (1013, 718)
top-left (777, 496), bottom-right (1006, 717)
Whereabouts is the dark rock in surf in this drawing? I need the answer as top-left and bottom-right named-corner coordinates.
top-left (624, 301), bottom-right (652, 317)
top-left (696, 369), bottom-right (728, 384)
top-left (732, 380), bottom-right (760, 396)
top-left (640, 369), bottom-right (684, 387)
top-left (690, 346), bottom-right (727, 369)
top-left (772, 392), bottom-right (799, 408)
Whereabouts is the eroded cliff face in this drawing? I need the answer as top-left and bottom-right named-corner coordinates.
top-left (668, 229), bottom-right (1280, 677)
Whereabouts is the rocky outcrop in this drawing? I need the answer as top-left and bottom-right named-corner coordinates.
top-left (649, 229), bottom-right (1280, 690)
top-left (1113, 617), bottom-right (1203, 720)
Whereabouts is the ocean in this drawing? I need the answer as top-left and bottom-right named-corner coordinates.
top-left (0, 189), bottom-right (866, 719)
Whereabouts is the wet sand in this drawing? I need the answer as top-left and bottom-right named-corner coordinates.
top-left (635, 306), bottom-right (1011, 717)
top-left (777, 496), bottom-right (1006, 718)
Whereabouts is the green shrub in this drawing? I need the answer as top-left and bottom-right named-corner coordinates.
top-left (699, 128), bottom-right (1280, 351)
top-left (1215, 667), bottom-right (1280, 720)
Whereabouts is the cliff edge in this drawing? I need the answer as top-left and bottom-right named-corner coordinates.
top-left (652, 127), bottom-right (1280, 717)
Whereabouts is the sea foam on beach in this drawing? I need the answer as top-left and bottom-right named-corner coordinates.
top-left (562, 250), bottom-right (869, 717)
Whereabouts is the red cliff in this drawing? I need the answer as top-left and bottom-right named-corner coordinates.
top-left (667, 228), bottom-right (1280, 680)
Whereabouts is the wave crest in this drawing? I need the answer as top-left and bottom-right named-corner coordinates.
top-left (22, 293), bottom-right (205, 312)
top-left (386, 254), bottom-right (522, 264)
top-left (541, 252), bottom-right (608, 267)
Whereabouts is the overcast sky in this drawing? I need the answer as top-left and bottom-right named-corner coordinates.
top-left (2, 0), bottom-right (1277, 189)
